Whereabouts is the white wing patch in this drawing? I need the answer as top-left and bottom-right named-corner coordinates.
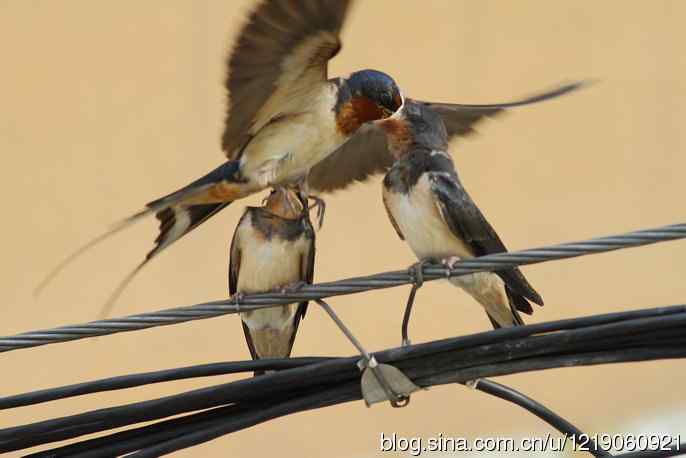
top-left (157, 206), bottom-right (192, 253)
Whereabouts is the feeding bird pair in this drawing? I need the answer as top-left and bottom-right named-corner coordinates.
top-left (38, 0), bottom-right (584, 404)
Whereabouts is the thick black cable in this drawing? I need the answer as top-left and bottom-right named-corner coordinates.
top-left (472, 379), bottom-right (612, 457)
top-left (0, 357), bottom-right (328, 410)
top-left (2, 306), bottom-right (685, 453)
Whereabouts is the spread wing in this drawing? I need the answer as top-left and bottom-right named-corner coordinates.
top-left (421, 81), bottom-right (585, 142)
top-left (307, 81), bottom-right (585, 194)
top-left (429, 170), bottom-right (544, 308)
top-left (222, 0), bottom-right (353, 158)
top-left (307, 124), bottom-right (390, 193)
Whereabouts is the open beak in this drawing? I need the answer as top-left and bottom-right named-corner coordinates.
top-left (378, 92), bottom-right (405, 121)
top-left (389, 91), bottom-right (405, 118)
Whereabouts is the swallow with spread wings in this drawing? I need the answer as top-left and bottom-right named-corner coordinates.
top-left (37, 0), bottom-right (583, 312)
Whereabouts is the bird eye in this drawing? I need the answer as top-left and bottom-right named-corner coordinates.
top-left (381, 92), bottom-right (395, 111)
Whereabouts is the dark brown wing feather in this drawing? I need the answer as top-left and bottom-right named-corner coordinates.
top-left (307, 82), bottom-right (586, 194)
top-left (228, 211), bottom-right (247, 296)
top-left (230, 212), bottom-right (262, 366)
top-left (307, 124), bottom-right (389, 193)
top-left (421, 81), bottom-right (586, 142)
top-left (288, 216), bottom-right (316, 351)
top-left (429, 171), bottom-right (544, 309)
top-left (222, 0), bottom-right (353, 157)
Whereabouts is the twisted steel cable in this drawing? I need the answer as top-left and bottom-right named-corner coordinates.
top-left (1, 222), bottom-right (684, 353)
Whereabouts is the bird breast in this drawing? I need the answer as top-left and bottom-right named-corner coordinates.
top-left (385, 173), bottom-right (474, 261)
top-left (239, 82), bottom-right (347, 187)
top-left (236, 216), bottom-right (309, 331)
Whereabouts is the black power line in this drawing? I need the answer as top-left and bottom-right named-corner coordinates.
top-left (2, 304), bottom-right (685, 456)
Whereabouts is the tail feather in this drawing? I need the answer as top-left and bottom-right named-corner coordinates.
top-left (33, 210), bottom-right (152, 297)
top-left (96, 202), bottom-right (233, 318)
top-left (37, 161), bottom-right (242, 316)
top-left (241, 305), bottom-right (306, 377)
top-left (147, 203), bottom-right (231, 260)
top-left (487, 287), bottom-right (530, 329)
top-left (146, 161), bottom-right (242, 211)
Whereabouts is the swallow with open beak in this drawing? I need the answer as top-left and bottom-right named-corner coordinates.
top-left (37, 0), bottom-right (401, 309)
top-left (229, 188), bottom-right (315, 372)
top-left (380, 101), bottom-right (544, 334)
top-left (36, 0), bottom-right (583, 312)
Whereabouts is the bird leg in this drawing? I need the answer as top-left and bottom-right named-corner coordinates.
top-left (289, 178), bottom-right (326, 229)
top-left (306, 195), bottom-right (326, 229)
top-left (315, 299), bottom-right (419, 408)
top-left (401, 259), bottom-right (432, 346)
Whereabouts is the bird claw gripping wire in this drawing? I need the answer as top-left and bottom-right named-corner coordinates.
top-left (279, 280), bottom-right (307, 295)
top-left (231, 292), bottom-right (245, 313)
top-left (401, 259), bottom-right (432, 346)
top-left (315, 299), bottom-right (419, 408)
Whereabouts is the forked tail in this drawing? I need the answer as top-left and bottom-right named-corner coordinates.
top-left (36, 160), bottom-right (247, 316)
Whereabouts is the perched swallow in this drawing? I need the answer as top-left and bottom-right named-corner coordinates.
top-left (380, 101), bottom-right (544, 329)
top-left (36, 0), bottom-right (582, 311)
top-left (229, 188), bottom-right (315, 371)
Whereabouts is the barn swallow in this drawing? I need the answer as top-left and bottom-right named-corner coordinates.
top-left (36, 0), bottom-right (582, 310)
top-left (36, 0), bottom-right (400, 307)
top-left (379, 101), bottom-right (544, 338)
top-left (229, 188), bottom-right (315, 372)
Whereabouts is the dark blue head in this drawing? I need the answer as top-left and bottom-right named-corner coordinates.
top-left (346, 69), bottom-right (403, 118)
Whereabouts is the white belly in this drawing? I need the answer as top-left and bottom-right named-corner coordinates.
top-left (385, 175), bottom-right (516, 327)
top-left (236, 219), bottom-right (308, 331)
top-left (386, 174), bottom-right (474, 261)
top-left (239, 85), bottom-right (345, 187)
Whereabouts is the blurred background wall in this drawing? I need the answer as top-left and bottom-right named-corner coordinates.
top-left (1, 1), bottom-right (685, 456)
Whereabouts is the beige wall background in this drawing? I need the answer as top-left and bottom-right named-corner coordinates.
top-left (1, 1), bottom-right (685, 456)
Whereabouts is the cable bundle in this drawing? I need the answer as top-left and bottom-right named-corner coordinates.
top-left (2, 304), bottom-right (685, 457)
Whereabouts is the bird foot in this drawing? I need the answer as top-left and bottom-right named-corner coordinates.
top-left (279, 280), bottom-right (307, 295)
top-left (231, 292), bottom-right (246, 312)
top-left (307, 195), bottom-right (326, 229)
top-left (441, 256), bottom-right (461, 276)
